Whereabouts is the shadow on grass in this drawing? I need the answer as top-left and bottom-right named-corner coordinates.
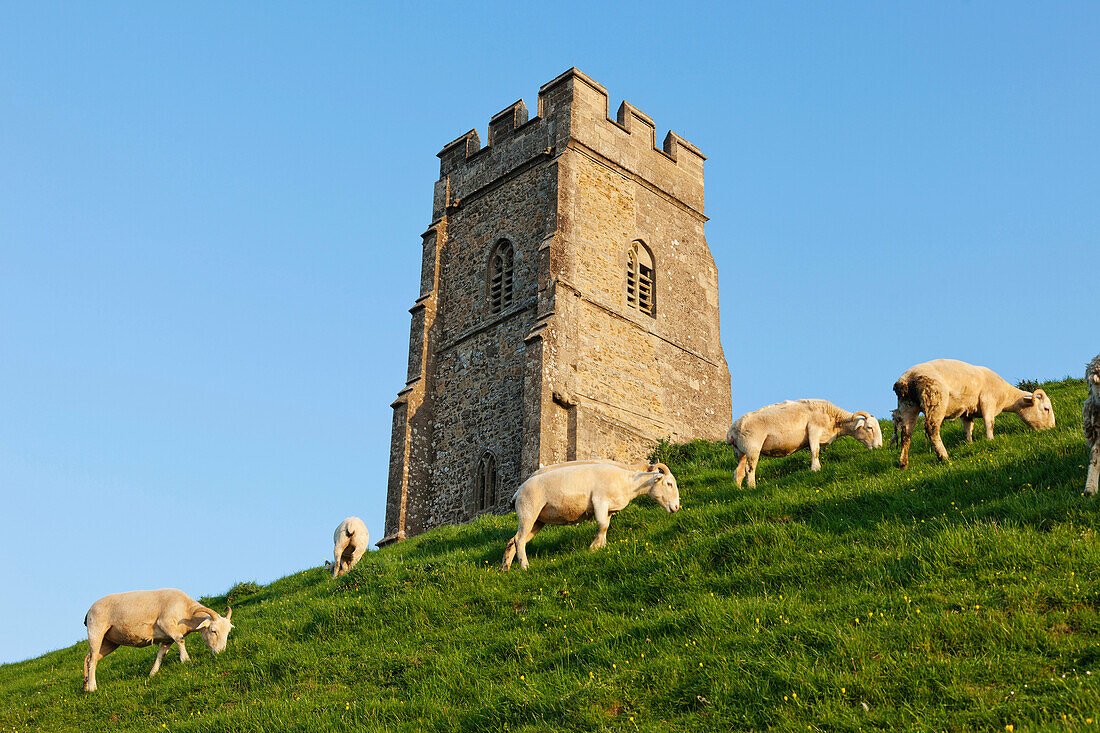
top-left (795, 448), bottom-right (1095, 537)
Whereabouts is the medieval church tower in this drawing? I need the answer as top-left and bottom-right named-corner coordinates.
top-left (380, 69), bottom-right (732, 545)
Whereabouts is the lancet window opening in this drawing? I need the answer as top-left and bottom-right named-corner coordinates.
top-left (626, 240), bottom-right (655, 316)
top-left (475, 452), bottom-right (499, 512)
top-left (488, 240), bottom-right (515, 315)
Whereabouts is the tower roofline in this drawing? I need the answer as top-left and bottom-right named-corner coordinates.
top-left (434, 67), bottom-right (706, 215)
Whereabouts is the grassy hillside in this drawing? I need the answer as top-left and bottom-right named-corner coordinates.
top-left (3, 378), bottom-right (1098, 732)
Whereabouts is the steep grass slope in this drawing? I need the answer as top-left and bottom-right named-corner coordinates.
top-left (2, 378), bottom-right (1098, 732)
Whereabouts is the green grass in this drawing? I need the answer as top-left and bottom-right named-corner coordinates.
top-left (3, 377), bottom-right (1098, 731)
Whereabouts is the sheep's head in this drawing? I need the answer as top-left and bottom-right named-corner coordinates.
top-left (646, 465), bottom-right (681, 513)
top-left (1018, 389), bottom-right (1056, 430)
top-left (850, 412), bottom-right (884, 449)
top-left (198, 608), bottom-right (234, 654)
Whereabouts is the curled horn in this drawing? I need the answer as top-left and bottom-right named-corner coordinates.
top-left (650, 462), bottom-right (671, 476)
top-left (196, 606), bottom-right (221, 621)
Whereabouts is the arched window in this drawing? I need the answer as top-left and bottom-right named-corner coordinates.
top-left (626, 240), bottom-right (655, 316)
top-left (487, 240), bottom-right (514, 315)
top-left (474, 452), bottom-right (499, 512)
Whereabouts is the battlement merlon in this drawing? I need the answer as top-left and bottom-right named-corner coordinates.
top-left (433, 68), bottom-right (707, 218)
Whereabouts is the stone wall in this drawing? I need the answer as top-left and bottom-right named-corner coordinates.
top-left (424, 160), bottom-right (554, 525)
top-left (381, 69), bottom-right (731, 545)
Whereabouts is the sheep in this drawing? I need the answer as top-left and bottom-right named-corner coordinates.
top-left (82, 588), bottom-right (233, 692)
top-left (893, 358), bottom-right (1055, 469)
top-left (332, 516), bottom-right (369, 578)
top-left (726, 399), bottom-right (883, 489)
top-left (501, 461), bottom-right (680, 571)
top-left (1084, 354), bottom-right (1100, 496)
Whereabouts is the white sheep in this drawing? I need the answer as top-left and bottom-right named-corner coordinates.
top-left (501, 461), bottom-right (679, 571)
top-left (893, 358), bottom-right (1055, 468)
top-left (332, 516), bottom-right (369, 578)
top-left (726, 399), bottom-right (882, 488)
top-left (83, 588), bottom-right (233, 692)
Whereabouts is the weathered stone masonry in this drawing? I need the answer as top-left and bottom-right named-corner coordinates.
top-left (380, 68), bottom-right (732, 545)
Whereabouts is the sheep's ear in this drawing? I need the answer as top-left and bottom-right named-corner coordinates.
top-left (853, 416), bottom-right (867, 428)
top-left (1022, 393), bottom-right (1035, 404)
top-left (196, 618), bottom-right (211, 630)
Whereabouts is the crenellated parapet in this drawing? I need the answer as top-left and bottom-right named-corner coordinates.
top-left (432, 67), bottom-right (707, 220)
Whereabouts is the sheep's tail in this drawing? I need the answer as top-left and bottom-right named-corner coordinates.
top-left (893, 376), bottom-right (913, 404)
top-left (894, 374), bottom-right (942, 414)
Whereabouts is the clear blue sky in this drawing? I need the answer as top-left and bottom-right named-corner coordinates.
top-left (1, 2), bottom-right (1096, 664)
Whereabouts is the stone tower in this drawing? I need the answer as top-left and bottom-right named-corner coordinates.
top-left (379, 69), bottom-right (731, 546)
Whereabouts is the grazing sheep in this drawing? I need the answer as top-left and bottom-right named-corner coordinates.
top-left (501, 461), bottom-right (680, 571)
top-left (1085, 354), bottom-right (1100, 496)
top-left (893, 358), bottom-right (1055, 469)
top-left (726, 399), bottom-right (883, 489)
top-left (332, 516), bottom-right (369, 578)
top-left (83, 588), bottom-right (233, 692)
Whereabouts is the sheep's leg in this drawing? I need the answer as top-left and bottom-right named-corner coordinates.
top-left (743, 453), bottom-right (761, 488)
top-left (1086, 441), bottom-right (1099, 497)
top-left (348, 544), bottom-right (366, 574)
top-left (84, 636), bottom-right (117, 692)
top-left (961, 417), bottom-right (974, 443)
top-left (808, 430), bottom-right (823, 471)
top-left (732, 446), bottom-right (747, 488)
top-left (981, 407), bottom-right (996, 440)
top-left (333, 538), bottom-right (348, 578)
top-left (83, 642), bottom-right (91, 689)
top-left (150, 643), bottom-right (171, 676)
top-left (515, 519), bottom-right (543, 571)
top-left (500, 535), bottom-right (518, 572)
top-left (590, 504), bottom-right (612, 550)
top-left (502, 514), bottom-right (531, 572)
top-left (924, 406), bottom-right (950, 462)
top-left (896, 406), bottom-right (917, 469)
top-left (176, 636), bottom-right (190, 663)
top-left (504, 505), bottom-right (541, 572)
top-left (745, 450), bottom-right (760, 489)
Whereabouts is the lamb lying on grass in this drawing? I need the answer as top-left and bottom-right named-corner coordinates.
top-left (83, 588), bottom-right (233, 692)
